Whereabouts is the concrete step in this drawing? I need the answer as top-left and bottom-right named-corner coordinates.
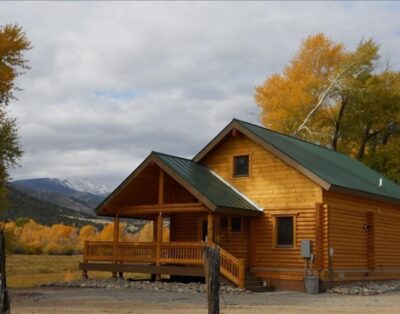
top-left (244, 272), bottom-right (275, 293)
top-left (246, 285), bottom-right (275, 293)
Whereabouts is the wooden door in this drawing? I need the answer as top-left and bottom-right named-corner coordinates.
top-left (197, 218), bottom-right (208, 242)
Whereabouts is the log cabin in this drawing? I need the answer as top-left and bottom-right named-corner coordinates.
top-left (81, 119), bottom-right (400, 291)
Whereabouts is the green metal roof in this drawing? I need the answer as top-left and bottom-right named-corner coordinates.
top-left (153, 152), bottom-right (262, 213)
top-left (235, 119), bottom-right (400, 202)
top-left (98, 119), bottom-right (400, 217)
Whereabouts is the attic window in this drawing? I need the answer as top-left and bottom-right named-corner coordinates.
top-left (233, 155), bottom-right (249, 177)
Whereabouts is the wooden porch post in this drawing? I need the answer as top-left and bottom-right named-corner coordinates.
top-left (155, 212), bottom-right (163, 280)
top-left (114, 213), bottom-right (120, 242)
top-left (153, 169), bottom-right (165, 281)
top-left (158, 169), bottom-right (164, 204)
top-left (238, 258), bottom-right (245, 289)
top-left (112, 213), bottom-right (119, 278)
top-left (82, 240), bottom-right (88, 279)
top-left (207, 212), bottom-right (214, 244)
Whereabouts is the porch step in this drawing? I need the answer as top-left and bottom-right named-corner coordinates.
top-left (244, 272), bottom-right (275, 293)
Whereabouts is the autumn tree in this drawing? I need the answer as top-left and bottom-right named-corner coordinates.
top-left (255, 33), bottom-right (400, 182)
top-left (0, 24), bottom-right (31, 205)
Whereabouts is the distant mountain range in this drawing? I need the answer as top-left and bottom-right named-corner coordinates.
top-left (62, 178), bottom-right (112, 196)
top-left (4, 185), bottom-right (108, 228)
top-left (10, 178), bottom-right (112, 217)
top-left (3, 178), bottom-right (147, 231)
top-left (12, 178), bottom-right (112, 197)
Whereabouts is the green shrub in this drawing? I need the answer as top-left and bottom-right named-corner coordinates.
top-left (15, 217), bottom-right (30, 227)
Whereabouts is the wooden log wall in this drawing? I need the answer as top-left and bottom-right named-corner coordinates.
top-left (249, 208), bottom-right (318, 280)
top-left (217, 217), bottom-right (250, 265)
top-left (163, 172), bottom-right (197, 204)
top-left (109, 164), bottom-right (159, 206)
top-left (170, 213), bottom-right (203, 242)
top-left (202, 134), bottom-right (322, 211)
top-left (323, 191), bottom-right (400, 281)
top-left (202, 132), bottom-right (323, 280)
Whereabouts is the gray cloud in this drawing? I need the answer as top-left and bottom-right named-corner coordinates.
top-left (1, 2), bottom-right (399, 187)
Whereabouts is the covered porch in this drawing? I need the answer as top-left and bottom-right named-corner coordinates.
top-left (81, 152), bottom-right (262, 288)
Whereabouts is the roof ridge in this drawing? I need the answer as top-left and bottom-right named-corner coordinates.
top-left (235, 119), bottom-right (398, 184)
top-left (152, 151), bottom-right (193, 162)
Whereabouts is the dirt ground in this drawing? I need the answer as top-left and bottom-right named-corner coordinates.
top-left (9, 287), bottom-right (400, 314)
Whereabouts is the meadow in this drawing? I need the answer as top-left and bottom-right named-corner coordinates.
top-left (7, 254), bottom-right (84, 288)
top-left (5, 222), bottom-right (160, 288)
top-left (7, 254), bottom-right (149, 288)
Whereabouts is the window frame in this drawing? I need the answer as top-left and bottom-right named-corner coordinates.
top-left (232, 154), bottom-right (251, 178)
top-left (273, 215), bottom-right (296, 248)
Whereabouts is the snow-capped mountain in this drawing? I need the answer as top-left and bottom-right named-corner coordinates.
top-left (10, 177), bottom-right (112, 216)
top-left (62, 178), bottom-right (112, 196)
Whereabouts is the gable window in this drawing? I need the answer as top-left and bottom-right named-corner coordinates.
top-left (233, 155), bottom-right (249, 177)
top-left (230, 217), bottom-right (242, 233)
top-left (275, 216), bottom-right (294, 247)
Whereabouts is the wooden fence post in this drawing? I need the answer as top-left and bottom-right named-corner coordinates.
top-left (0, 231), bottom-right (10, 314)
top-left (203, 245), bottom-right (220, 314)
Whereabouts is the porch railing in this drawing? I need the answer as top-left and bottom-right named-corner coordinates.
top-left (218, 245), bottom-right (245, 288)
top-left (83, 241), bottom-right (245, 288)
top-left (160, 242), bottom-right (204, 265)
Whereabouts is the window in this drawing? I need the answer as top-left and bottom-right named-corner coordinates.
top-left (233, 155), bottom-right (249, 177)
top-left (230, 217), bottom-right (242, 233)
top-left (220, 216), bottom-right (228, 229)
top-left (276, 216), bottom-right (294, 247)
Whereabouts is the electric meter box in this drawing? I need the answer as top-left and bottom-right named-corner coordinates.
top-left (301, 240), bottom-right (312, 258)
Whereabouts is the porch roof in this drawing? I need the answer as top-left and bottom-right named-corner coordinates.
top-left (96, 152), bottom-right (263, 216)
top-left (154, 152), bottom-right (262, 214)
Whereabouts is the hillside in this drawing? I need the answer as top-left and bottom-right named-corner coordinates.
top-left (10, 178), bottom-right (108, 216)
top-left (10, 184), bottom-right (97, 216)
top-left (3, 185), bottom-right (107, 228)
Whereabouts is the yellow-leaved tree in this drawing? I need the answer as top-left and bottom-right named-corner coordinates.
top-left (255, 33), bottom-right (400, 182)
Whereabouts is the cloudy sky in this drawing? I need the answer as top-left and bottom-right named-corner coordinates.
top-left (1, 1), bottom-right (400, 188)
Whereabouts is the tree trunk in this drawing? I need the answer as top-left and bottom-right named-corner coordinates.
top-left (382, 132), bottom-right (391, 145)
top-left (0, 231), bottom-right (10, 314)
top-left (332, 96), bottom-right (347, 151)
top-left (357, 130), bottom-right (370, 161)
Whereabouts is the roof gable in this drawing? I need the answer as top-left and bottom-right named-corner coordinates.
top-left (96, 151), bottom-right (262, 216)
top-left (194, 119), bottom-right (400, 204)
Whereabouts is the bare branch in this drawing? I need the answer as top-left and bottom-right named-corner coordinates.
top-left (295, 68), bottom-right (347, 136)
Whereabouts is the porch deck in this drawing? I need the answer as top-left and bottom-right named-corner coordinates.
top-left (81, 241), bottom-right (245, 288)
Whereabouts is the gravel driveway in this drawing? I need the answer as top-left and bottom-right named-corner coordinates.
top-left (10, 287), bottom-right (400, 313)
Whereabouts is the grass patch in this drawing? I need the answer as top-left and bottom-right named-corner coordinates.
top-left (6, 254), bottom-right (149, 288)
